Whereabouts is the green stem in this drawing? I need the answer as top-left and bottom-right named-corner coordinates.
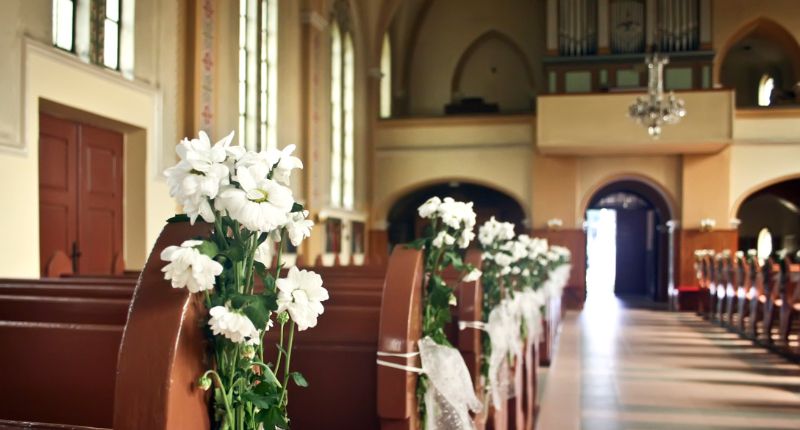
top-left (279, 322), bottom-right (297, 406)
top-left (274, 229), bottom-right (287, 281)
top-left (274, 319), bottom-right (286, 375)
top-left (203, 370), bottom-right (235, 427)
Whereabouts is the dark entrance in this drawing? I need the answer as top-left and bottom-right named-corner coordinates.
top-left (387, 182), bottom-right (526, 248)
top-left (587, 180), bottom-right (672, 301)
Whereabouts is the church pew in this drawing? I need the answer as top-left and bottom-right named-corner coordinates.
top-left (739, 256), bottom-right (760, 335)
top-left (726, 254), bottom-right (745, 327)
top-left (0, 281), bottom-right (126, 430)
top-left (0, 295), bottom-right (130, 325)
top-left (0, 282), bottom-right (134, 299)
top-left (114, 222), bottom-right (452, 430)
top-left (0, 274), bottom-right (138, 428)
top-left (759, 258), bottom-right (781, 343)
top-left (776, 258), bottom-right (800, 351)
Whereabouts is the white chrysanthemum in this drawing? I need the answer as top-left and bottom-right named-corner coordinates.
top-left (164, 131), bottom-right (235, 224)
top-left (216, 165), bottom-right (295, 232)
top-left (284, 210), bottom-right (314, 246)
top-left (462, 268), bottom-right (482, 283)
top-left (432, 231), bottom-right (456, 248)
top-left (457, 228), bottom-right (475, 249)
top-left (494, 252), bottom-right (514, 268)
top-left (438, 198), bottom-right (475, 230)
top-left (254, 241), bottom-right (274, 267)
top-left (208, 305), bottom-right (261, 344)
top-left (160, 240), bottom-right (223, 293)
top-left (276, 267), bottom-right (329, 331)
top-left (418, 196), bottom-right (442, 219)
top-left (272, 144), bottom-right (304, 186)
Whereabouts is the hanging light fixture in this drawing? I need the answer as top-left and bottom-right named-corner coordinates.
top-left (628, 53), bottom-right (686, 138)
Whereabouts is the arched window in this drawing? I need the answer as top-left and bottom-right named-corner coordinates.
top-left (758, 74), bottom-right (775, 107)
top-left (239, 0), bottom-right (278, 151)
top-left (330, 7), bottom-right (355, 209)
top-left (380, 34), bottom-right (392, 118)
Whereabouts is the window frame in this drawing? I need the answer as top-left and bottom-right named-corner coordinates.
top-left (53, 0), bottom-right (77, 53)
top-left (102, 0), bottom-right (122, 70)
top-left (239, 0), bottom-right (278, 151)
top-left (329, 20), bottom-right (356, 210)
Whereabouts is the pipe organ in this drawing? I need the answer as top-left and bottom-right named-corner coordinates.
top-left (657, 0), bottom-right (700, 52)
top-left (558, 0), bottom-right (598, 56)
top-left (610, 0), bottom-right (646, 54)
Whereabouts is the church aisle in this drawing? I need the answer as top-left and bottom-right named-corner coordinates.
top-left (539, 298), bottom-right (800, 430)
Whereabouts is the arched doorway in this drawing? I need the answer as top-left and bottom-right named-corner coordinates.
top-left (585, 180), bottom-right (673, 302)
top-left (736, 178), bottom-right (800, 254)
top-left (387, 181), bottom-right (526, 247)
top-left (718, 18), bottom-right (800, 108)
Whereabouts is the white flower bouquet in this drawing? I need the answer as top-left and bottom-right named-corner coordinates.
top-left (409, 196), bottom-right (482, 428)
top-left (161, 131), bottom-right (327, 430)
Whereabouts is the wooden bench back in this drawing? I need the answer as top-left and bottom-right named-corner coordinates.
top-left (113, 220), bottom-right (212, 430)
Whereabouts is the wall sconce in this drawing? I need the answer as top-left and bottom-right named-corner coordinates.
top-left (665, 220), bottom-right (679, 233)
top-left (699, 218), bottom-right (716, 232)
top-left (547, 218), bottom-right (563, 230)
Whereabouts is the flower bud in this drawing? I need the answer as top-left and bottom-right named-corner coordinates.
top-left (448, 293), bottom-right (457, 307)
top-left (242, 345), bottom-right (256, 360)
top-left (277, 311), bottom-right (290, 325)
top-left (198, 375), bottom-right (212, 391)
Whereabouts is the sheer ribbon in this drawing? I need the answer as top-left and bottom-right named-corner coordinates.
top-left (376, 337), bottom-right (482, 430)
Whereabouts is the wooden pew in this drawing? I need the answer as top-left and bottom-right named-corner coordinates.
top-left (0, 276), bottom-right (132, 428)
top-left (725, 254), bottom-right (745, 327)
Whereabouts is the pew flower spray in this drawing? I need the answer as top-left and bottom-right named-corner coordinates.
top-left (408, 196), bottom-right (482, 429)
top-left (162, 131), bottom-right (328, 430)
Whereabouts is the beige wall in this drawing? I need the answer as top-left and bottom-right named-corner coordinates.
top-left (682, 148), bottom-right (731, 229)
top-left (405, 0), bottom-right (544, 115)
top-left (712, 0), bottom-right (800, 55)
top-left (372, 115), bottom-right (535, 224)
top-left (0, 41), bottom-right (174, 277)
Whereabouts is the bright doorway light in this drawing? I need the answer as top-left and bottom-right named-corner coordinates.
top-left (586, 209), bottom-right (617, 302)
top-left (758, 74), bottom-right (774, 107)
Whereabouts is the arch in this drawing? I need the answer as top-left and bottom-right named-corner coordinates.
top-left (580, 173), bottom-right (678, 221)
top-left (450, 30), bottom-right (536, 96)
top-left (385, 180), bottom-right (528, 247)
top-left (714, 17), bottom-right (800, 87)
top-left (732, 175), bottom-right (800, 253)
top-left (582, 174), bottom-right (675, 302)
top-left (375, 176), bottom-right (530, 227)
top-left (730, 172), bottom-right (800, 220)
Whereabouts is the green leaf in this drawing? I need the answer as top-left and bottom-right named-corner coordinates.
top-left (291, 371), bottom-right (309, 387)
top-left (243, 391), bottom-right (280, 409)
top-left (291, 202), bottom-right (305, 213)
top-left (256, 407), bottom-right (288, 429)
top-left (223, 243), bottom-right (245, 262)
top-left (195, 240), bottom-right (219, 259)
top-left (167, 214), bottom-right (190, 223)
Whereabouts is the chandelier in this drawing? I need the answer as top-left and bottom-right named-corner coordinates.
top-left (628, 53), bottom-right (686, 138)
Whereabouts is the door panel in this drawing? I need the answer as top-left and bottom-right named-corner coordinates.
top-left (78, 125), bottom-right (124, 274)
top-left (614, 209), bottom-right (648, 296)
top-left (38, 114), bottom-right (78, 275)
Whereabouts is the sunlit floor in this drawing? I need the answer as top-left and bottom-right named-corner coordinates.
top-left (538, 297), bottom-right (800, 429)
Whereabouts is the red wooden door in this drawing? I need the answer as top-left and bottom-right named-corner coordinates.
top-left (77, 125), bottom-right (124, 274)
top-left (38, 114), bottom-right (79, 275)
top-left (38, 114), bottom-right (123, 276)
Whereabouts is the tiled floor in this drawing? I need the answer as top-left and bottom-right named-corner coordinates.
top-left (538, 295), bottom-right (800, 430)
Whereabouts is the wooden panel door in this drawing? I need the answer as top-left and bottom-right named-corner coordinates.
top-left (77, 124), bottom-right (124, 275)
top-left (615, 209), bottom-right (648, 296)
top-left (38, 114), bottom-right (79, 275)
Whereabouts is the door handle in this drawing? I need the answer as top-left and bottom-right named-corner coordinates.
top-left (71, 242), bottom-right (82, 273)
